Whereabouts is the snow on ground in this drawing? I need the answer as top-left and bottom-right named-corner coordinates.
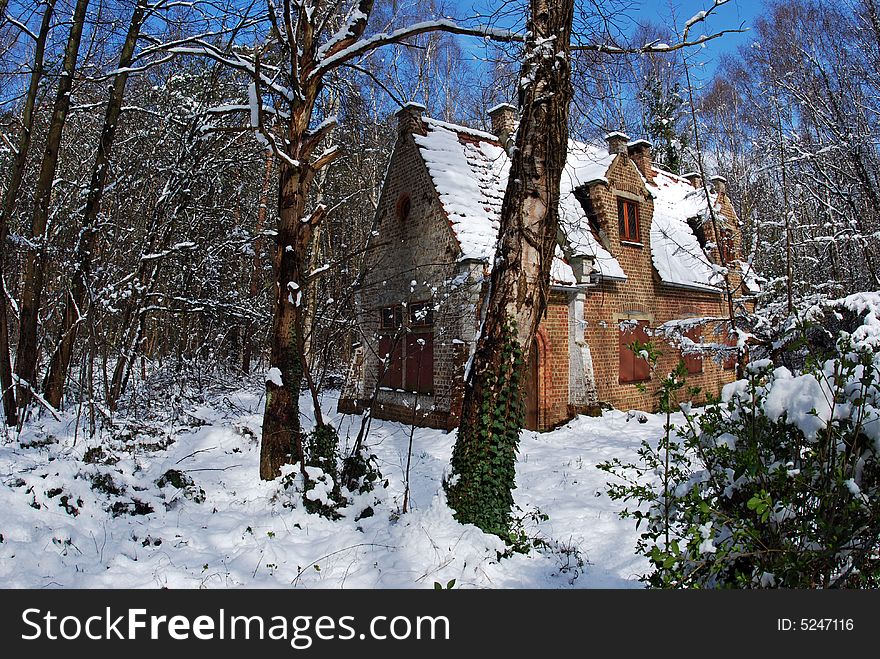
top-left (0, 387), bottom-right (666, 589)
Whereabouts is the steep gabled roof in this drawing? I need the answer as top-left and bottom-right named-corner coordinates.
top-left (414, 118), bottom-right (507, 262)
top-left (413, 119), bottom-right (614, 285)
top-left (557, 141), bottom-right (626, 281)
top-left (647, 169), bottom-right (724, 292)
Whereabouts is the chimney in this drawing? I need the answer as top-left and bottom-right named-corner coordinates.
top-left (627, 139), bottom-right (654, 181)
top-left (488, 103), bottom-right (517, 150)
top-left (682, 171), bottom-right (703, 189)
top-left (605, 131), bottom-right (631, 156)
top-left (396, 101), bottom-right (426, 136)
top-left (710, 175), bottom-right (727, 196)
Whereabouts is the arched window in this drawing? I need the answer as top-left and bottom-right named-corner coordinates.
top-left (396, 193), bottom-right (411, 222)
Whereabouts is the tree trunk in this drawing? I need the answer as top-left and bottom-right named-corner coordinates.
top-left (260, 163), bottom-right (319, 480)
top-left (15, 0), bottom-right (90, 411)
top-left (43, 0), bottom-right (147, 409)
top-left (446, 0), bottom-right (574, 537)
top-left (0, 0), bottom-right (57, 424)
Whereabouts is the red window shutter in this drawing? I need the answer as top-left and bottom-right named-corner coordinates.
top-left (723, 333), bottom-right (737, 371)
top-left (683, 326), bottom-right (703, 374)
top-left (619, 321), bottom-right (651, 383)
top-left (405, 332), bottom-right (434, 393)
top-left (378, 335), bottom-right (402, 388)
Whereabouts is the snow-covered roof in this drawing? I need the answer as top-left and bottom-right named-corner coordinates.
top-left (411, 114), bottom-right (738, 292)
top-left (558, 141), bottom-right (626, 281)
top-left (647, 169), bottom-right (724, 293)
top-left (414, 118), bottom-right (624, 284)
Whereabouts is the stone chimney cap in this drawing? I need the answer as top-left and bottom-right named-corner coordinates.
top-left (605, 131), bottom-right (631, 141)
top-left (488, 102), bottom-right (516, 115)
top-left (710, 175), bottom-right (728, 183)
top-left (398, 101), bottom-right (426, 113)
top-left (682, 171), bottom-right (701, 179)
top-left (627, 139), bottom-right (653, 149)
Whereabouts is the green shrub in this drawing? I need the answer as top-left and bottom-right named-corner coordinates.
top-left (601, 298), bottom-right (880, 588)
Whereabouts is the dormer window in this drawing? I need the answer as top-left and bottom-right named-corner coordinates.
top-left (688, 217), bottom-right (708, 250)
top-left (618, 199), bottom-right (640, 243)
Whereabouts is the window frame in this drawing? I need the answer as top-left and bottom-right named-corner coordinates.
top-left (682, 326), bottom-right (703, 375)
top-left (377, 302), bottom-right (435, 394)
top-left (617, 198), bottom-right (641, 244)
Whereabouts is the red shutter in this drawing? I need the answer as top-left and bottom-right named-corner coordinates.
top-left (620, 321), bottom-right (651, 383)
top-left (683, 326), bottom-right (703, 374)
top-left (723, 332), bottom-right (737, 371)
top-left (405, 332), bottom-right (433, 393)
top-left (378, 335), bottom-right (402, 389)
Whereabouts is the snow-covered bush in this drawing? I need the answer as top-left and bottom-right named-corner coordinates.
top-left (602, 293), bottom-right (880, 588)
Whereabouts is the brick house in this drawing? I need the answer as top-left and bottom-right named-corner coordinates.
top-left (338, 103), bottom-right (758, 430)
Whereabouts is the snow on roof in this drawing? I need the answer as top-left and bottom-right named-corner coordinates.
top-left (558, 141), bottom-right (626, 281)
top-left (414, 120), bottom-right (508, 261)
top-left (647, 169), bottom-right (723, 292)
top-left (412, 116), bottom-right (737, 291)
top-left (487, 102), bottom-right (516, 114)
top-left (414, 117), bottom-right (624, 282)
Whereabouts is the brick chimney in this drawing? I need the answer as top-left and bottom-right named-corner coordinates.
top-left (605, 131), bottom-right (630, 156)
top-left (682, 171), bottom-right (703, 189)
top-left (710, 175), bottom-right (727, 196)
top-left (627, 139), bottom-right (654, 181)
top-left (488, 103), bottom-right (517, 149)
top-left (396, 101), bottom-right (426, 136)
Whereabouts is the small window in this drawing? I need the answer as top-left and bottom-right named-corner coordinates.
top-left (619, 320), bottom-right (651, 383)
top-left (396, 193), bottom-right (411, 222)
top-left (618, 199), bottom-right (640, 243)
top-left (688, 218), bottom-right (708, 250)
top-left (409, 303), bottom-right (434, 327)
top-left (682, 326), bottom-right (703, 375)
top-left (380, 306), bottom-right (402, 330)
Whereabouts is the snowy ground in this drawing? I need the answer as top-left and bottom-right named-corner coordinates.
top-left (0, 385), bottom-right (667, 589)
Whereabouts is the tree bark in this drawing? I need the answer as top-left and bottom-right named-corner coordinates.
top-left (43, 0), bottom-right (147, 409)
top-left (260, 161), bottom-right (319, 480)
top-left (447, 0), bottom-right (574, 536)
top-left (15, 0), bottom-right (90, 412)
top-left (0, 0), bottom-right (57, 424)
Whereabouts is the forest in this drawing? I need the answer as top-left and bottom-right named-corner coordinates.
top-left (1, 0), bottom-right (879, 590)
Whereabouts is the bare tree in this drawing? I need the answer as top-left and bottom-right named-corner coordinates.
top-left (43, 0), bottom-right (149, 409)
top-left (0, 0), bottom-right (57, 424)
top-left (15, 0), bottom-right (90, 413)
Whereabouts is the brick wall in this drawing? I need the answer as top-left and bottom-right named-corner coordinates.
top-left (338, 111), bottom-right (482, 430)
top-left (579, 153), bottom-right (742, 412)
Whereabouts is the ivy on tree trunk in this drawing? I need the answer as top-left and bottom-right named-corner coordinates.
top-left (447, 0), bottom-right (574, 538)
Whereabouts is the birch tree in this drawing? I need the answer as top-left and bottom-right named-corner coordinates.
top-left (448, 0), bottom-right (742, 537)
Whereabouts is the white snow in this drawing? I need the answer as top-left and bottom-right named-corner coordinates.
top-left (266, 367), bottom-right (283, 387)
top-left (647, 170), bottom-right (722, 292)
top-left (415, 122), bottom-right (507, 261)
top-left (0, 388), bottom-right (665, 588)
top-left (414, 118), bottom-right (624, 282)
top-left (558, 141), bottom-right (627, 281)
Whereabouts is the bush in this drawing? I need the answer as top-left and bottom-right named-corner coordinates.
top-left (600, 294), bottom-right (880, 588)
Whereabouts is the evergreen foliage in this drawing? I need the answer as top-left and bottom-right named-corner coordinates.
top-left (447, 318), bottom-right (525, 540)
top-left (601, 302), bottom-right (880, 587)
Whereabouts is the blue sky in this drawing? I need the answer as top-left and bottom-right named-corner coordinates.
top-left (449, 0), bottom-right (765, 77)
